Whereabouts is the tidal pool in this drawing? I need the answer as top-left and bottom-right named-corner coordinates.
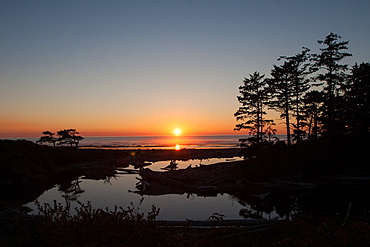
top-left (25, 156), bottom-right (370, 221)
top-left (27, 157), bottom-right (273, 221)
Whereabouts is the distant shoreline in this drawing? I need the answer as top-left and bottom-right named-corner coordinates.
top-left (78, 145), bottom-right (242, 150)
top-left (3, 135), bottom-right (260, 150)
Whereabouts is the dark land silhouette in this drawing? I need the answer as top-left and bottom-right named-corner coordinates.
top-left (1, 137), bottom-right (370, 246)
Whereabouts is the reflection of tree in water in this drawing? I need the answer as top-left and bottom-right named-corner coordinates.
top-left (161, 160), bottom-right (178, 170)
top-left (83, 168), bottom-right (117, 183)
top-left (58, 178), bottom-right (84, 201)
top-left (56, 168), bottom-right (118, 201)
top-left (232, 187), bottom-right (370, 221)
top-left (231, 191), bottom-right (300, 220)
top-left (102, 174), bottom-right (117, 185)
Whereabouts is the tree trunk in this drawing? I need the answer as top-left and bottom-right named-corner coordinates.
top-left (285, 81), bottom-right (291, 146)
top-left (259, 101), bottom-right (263, 143)
top-left (313, 110), bottom-right (318, 139)
top-left (307, 116), bottom-right (313, 140)
top-left (326, 65), bottom-right (334, 134)
top-left (296, 91), bottom-right (301, 143)
top-left (286, 110), bottom-right (291, 146)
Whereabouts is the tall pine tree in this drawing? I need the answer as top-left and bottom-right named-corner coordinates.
top-left (278, 48), bottom-right (312, 143)
top-left (345, 62), bottom-right (370, 135)
top-left (313, 33), bottom-right (352, 135)
top-left (269, 61), bottom-right (294, 146)
top-left (235, 72), bottom-right (272, 145)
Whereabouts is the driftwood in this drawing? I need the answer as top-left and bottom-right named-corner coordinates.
top-left (135, 161), bottom-right (244, 195)
top-left (134, 159), bottom-right (323, 197)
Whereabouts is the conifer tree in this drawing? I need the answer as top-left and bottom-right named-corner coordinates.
top-left (345, 62), bottom-right (370, 135)
top-left (313, 33), bottom-right (352, 135)
top-left (278, 48), bottom-right (312, 143)
top-left (57, 129), bottom-right (84, 147)
top-left (303, 90), bottom-right (325, 140)
top-left (36, 131), bottom-right (57, 147)
top-left (269, 62), bottom-right (294, 146)
top-left (234, 72), bottom-right (272, 144)
top-left (268, 48), bottom-right (312, 145)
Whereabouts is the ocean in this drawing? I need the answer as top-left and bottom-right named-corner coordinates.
top-left (22, 134), bottom-right (287, 149)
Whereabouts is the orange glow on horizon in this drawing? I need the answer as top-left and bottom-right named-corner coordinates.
top-left (0, 128), bottom-right (288, 138)
top-left (0, 116), bottom-right (287, 138)
top-left (175, 144), bottom-right (181, 150)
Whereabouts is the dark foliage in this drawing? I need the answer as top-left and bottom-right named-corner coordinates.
top-left (236, 33), bottom-right (369, 144)
top-left (234, 72), bottom-right (276, 145)
top-left (269, 48), bottom-right (312, 145)
top-left (233, 135), bottom-right (370, 182)
top-left (0, 140), bottom-right (55, 182)
top-left (56, 129), bottom-right (84, 147)
top-left (0, 140), bottom-right (129, 182)
top-left (37, 129), bottom-right (84, 148)
top-left (1, 203), bottom-right (370, 247)
top-left (344, 62), bottom-right (370, 134)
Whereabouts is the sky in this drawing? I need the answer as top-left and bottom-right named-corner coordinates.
top-left (1, 0), bottom-right (369, 137)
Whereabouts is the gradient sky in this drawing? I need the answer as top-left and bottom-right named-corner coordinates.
top-left (1, 0), bottom-right (369, 137)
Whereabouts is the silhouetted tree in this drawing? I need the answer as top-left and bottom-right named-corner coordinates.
top-left (313, 33), bottom-right (352, 135)
top-left (344, 62), bottom-right (370, 135)
top-left (36, 131), bottom-right (57, 147)
top-left (234, 72), bottom-right (273, 145)
top-left (268, 48), bottom-right (314, 145)
top-left (269, 62), bottom-right (294, 146)
top-left (234, 33), bottom-right (367, 143)
top-left (264, 121), bottom-right (278, 143)
top-left (57, 129), bottom-right (84, 147)
top-left (278, 48), bottom-right (312, 143)
top-left (303, 90), bottom-right (325, 140)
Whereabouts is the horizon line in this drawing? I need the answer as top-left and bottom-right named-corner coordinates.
top-left (0, 133), bottom-right (288, 139)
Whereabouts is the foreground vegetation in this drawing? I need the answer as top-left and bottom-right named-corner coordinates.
top-left (1, 200), bottom-right (370, 247)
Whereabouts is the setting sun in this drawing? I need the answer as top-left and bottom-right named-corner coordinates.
top-left (173, 128), bottom-right (181, 136)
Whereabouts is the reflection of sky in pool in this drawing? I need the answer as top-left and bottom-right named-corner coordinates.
top-left (27, 157), bottom-right (278, 221)
top-left (143, 157), bottom-right (244, 171)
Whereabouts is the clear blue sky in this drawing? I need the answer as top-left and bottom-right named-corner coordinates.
top-left (1, 0), bottom-right (369, 137)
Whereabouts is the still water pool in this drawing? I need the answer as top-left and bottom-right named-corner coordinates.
top-left (26, 157), bottom-right (277, 221)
